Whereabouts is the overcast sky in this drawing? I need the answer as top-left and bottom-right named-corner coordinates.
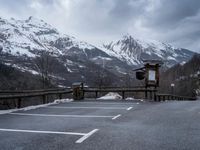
top-left (0, 0), bottom-right (200, 52)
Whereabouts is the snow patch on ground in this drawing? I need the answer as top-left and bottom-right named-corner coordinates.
top-left (125, 97), bottom-right (144, 102)
top-left (97, 92), bottom-right (122, 100)
top-left (0, 99), bottom-right (73, 114)
top-left (125, 97), bottom-right (135, 100)
top-left (180, 61), bottom-right (186, 66)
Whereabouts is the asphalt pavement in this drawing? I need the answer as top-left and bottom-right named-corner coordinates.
top-left (0, 99), bottom-right (200, 150)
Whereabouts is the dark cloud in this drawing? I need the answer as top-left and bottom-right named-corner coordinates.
top-left (143, 0), bottom-right (200, 29)
top-left (139, 0), bottom-right (200, 51)
top-left (109, 0), bottom-right (145, 22)
top-left (0, 0), bottom-right (200, 52)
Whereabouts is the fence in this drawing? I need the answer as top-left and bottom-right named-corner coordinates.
top-left (0, 88), bottom-right (73, 108)
top-left (155, 94), bottom-right (196, 101)
top-left (83, 87), bottom-right (157, 99)
top-left (0, 86), bottom-right (197, 109)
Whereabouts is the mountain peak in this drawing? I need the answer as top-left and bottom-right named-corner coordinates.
top-left (122, 33), bottom-right (134, 40)
top-left (102, 34), bottom-right (195, 67)
top-left (26, 16), bottom-right (43, 23)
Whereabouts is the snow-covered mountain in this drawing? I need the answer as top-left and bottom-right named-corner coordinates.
top-left (0, 16), bottom-right (129, 87)
top-left (0, 16), bottom-right (103, 58)
top-left (0, 16), bottom-right (196, 87)
top-left (102, 34), bottom-right (195, 67)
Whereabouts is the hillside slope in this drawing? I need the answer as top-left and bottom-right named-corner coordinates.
top-left (160, 54), bottom-right (200, 97)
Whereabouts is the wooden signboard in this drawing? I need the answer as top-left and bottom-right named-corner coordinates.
top-left (145, 63), bottom-right (160, 88)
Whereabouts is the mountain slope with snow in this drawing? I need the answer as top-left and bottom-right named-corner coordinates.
top-left (0, 16), bottom-right (129, 87)
top-left (0, 16), bottom-right (196, 88)
top-left (0, 16), bottom-right (103, 57)
top-left (102, 35), bottom-right (195, 67)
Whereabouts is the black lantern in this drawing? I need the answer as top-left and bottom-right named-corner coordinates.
top-left (136, 71), bottom-right (145, 80)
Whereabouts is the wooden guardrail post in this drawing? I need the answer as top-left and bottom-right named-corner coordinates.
top-left (95, 91), bottom-right (98, 98)
top-left (59, 93), bottom-right (62, 99)
top-left (145, 90), bottom-right (148, 99)
top-left (17, 98), bottom-right (22, 108)
top-left (149, 91), bottom-right (152, 100)
top-left (83, 90), bottom-right (85, 99)
top-left (158, 95), bottom-right (161, 101)
top-left (42, 95), bottom-right (47, 104)
top-left (154, 92), bottom-right (157, 101)
top-left (122, 91), bottom-right (125, 99)
top-left (163, 95), bottom-right (165, 101)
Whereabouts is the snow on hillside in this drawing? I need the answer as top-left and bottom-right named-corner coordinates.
top-left (102, 34), bottom-right (194, 67)
top-left (0, 16), bottom-right (96, 58)
top-left (0, 16), bottom-right (195, 81)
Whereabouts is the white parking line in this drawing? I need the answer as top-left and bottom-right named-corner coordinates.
top-left (76, 129), bottom-right (99, 143)
top-left (0, 128), bottom-right (99, 143)
top-left (48, 106), bottom-right (129, 110)
top-left (112, 114), bottom-right (121, 120)
top-left (9, 112), bottom-right (116, 119)
top-left (0, 128), bottom-right (85, 136)
top-left (126, 107), bottom-right (133, 111)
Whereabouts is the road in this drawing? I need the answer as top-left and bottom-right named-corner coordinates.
top-left (0, 99), bottom-right (200, 150)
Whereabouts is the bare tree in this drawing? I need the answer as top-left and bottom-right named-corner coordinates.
top-left (34, 51), bottom-right (54, 88)
top-left (93, 66), bottom-right (114, 88)
top-left (94, 69), bottom-right (105, 88)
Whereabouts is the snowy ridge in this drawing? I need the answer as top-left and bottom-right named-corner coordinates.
top-left (102, 34), bottom-right (194, 67)
top-left (0, 16), bottom-right (96, 58)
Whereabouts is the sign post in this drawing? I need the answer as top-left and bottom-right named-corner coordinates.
top-left (134, 60), bottom-right (163, 100)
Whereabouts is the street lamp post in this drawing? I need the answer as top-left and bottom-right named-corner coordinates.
top-left (171, 83), bottom-right (175, 95)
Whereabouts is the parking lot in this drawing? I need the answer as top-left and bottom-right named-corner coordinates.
top-left (1, 99), bottom-right (200, 150)
top-left (0, 99), bottom-right (141, 150)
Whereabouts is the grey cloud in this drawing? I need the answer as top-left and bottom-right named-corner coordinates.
top-left (0, 0), bottom-right (200, 52)
top-left (143, 0), bottom-right (200, 29)
top-left (0, 0), bottom-right (30, 14)
top-left (108, 0), bottom-right (145, 21)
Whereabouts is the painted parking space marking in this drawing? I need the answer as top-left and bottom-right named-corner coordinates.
top-left (0, 128), bottom-right (99, 143)
top-left (9, 112), bottom-right (117, 119)
top-left (76, 129), bottom-right (99, 143)
top-left (112, 114), bottom-right (121, 120)
top-left (47, 106), bottom-right (131, 110)
top-left (0, 128), bottom-right (85, 136)
top-left (127, 107), bottom-right (133, 111)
